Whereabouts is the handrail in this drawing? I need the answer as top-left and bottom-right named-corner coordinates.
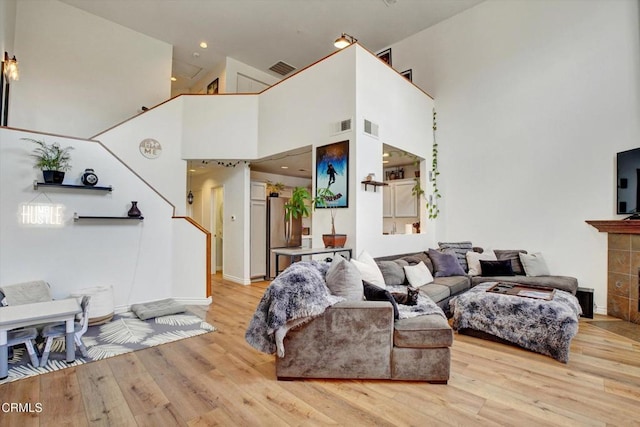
top-left (174, 216), bottom-right (212, 297)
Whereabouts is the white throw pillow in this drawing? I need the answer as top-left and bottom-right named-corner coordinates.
top-left (519, 252), bottom-right (551, 276)
top-left (350, 258), bottom-right (386, 288)
top-left (403, 261), bottom-right (434, 288)
top-left (466, 250), bottom-right (497, 276)
top-left (358, 250), bottom-right (378, 268)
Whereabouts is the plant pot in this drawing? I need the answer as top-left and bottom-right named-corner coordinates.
top-left (43, 170), bottom-right (65, 184)
top-left (322, 234), bottom-right (347, 248)
top-left (269, 192), bottom-right (279, 197)
top-left (414, 171), bottom-right (420, 178)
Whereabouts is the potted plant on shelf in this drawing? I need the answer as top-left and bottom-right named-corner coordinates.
top-left (266, 180), bottom-right (285, 197)
top-left (283, 187), bottom-right (312, 245)
top-left (23, 138), bottom-right (73, 184)
top-left (313, 186), bottom-right (347, 248)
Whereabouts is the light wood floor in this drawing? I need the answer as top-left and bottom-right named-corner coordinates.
top-left (2, 274), bottom-right (640, 426)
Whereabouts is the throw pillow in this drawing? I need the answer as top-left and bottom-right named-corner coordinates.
top-left (376, 260), bottom-right (406, 286)
top-left (399, 252), bottom-right (434, 274)
top-left (403, 261), bottom-right (434, 287)
top-left (466, 250), bottom-right (497, 276)
top-left (479, 259), bottom-right (515, 276)
top-left (494, 249), bottom-right (528, 275)
top-left (326, 255), bottom-right (364, 301)
top-left (428, 249), bottom-right (466, 277)
top-left (363, 281), bottom-right (399, 319)
top-left (438, 241), bottom-right (473, 272)
top-left (350, 258), bottom-right (386, 288)
top-left (519, 252), bottom-right (551, 276)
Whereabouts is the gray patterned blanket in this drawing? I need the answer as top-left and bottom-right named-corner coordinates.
top-left (245, 261), bottom-right (343, 357)
top-left (450, 282), bottom-right (581, 362)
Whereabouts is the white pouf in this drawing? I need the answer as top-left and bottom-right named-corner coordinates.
top-left (71, 285), bottom-right (114, 325)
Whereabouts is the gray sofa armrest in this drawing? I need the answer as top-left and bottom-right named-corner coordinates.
top-left (276, 301), bottom-right (394, 379)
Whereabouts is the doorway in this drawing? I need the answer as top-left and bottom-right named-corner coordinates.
top-left (210, 186), bottom-right (224, 273)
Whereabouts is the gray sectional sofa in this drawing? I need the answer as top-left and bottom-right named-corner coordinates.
top-left (375, 248), bottom-right (578, 315)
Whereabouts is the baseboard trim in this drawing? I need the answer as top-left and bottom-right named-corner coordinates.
top-left (223, 273), bottom-right (251, 285)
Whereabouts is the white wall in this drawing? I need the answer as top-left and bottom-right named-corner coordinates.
top-left (225, 57), bottom-right (281, 93)
top-left (11, 0), bottom-right (172, 138)
top-left (181, 95), bottom-right (259, 160)
top-left (0, 0), bottom-right (16, 55)
top-left (390, 0), bottom-right (640, 312)
top-left (171, 218), bottom-right (209, 303)
top-left (0, 128), bottom-right (207, 309)
top-left (93, 97), bottom-right (188, 216)
top-left (353, 47), bottom-right (435, 258)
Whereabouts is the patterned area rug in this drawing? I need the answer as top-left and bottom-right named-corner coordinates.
top-left (1, 311), bottom-right (215, 384)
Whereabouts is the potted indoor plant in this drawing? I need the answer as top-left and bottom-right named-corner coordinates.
top-left (266, 180), bottom-right (285, 197)
top-left (313, 186), bottom-right (346, 248)
top-left (23, 138), bottom-right (73, 184)
top-left (284, 187), bottom-right (312, 245)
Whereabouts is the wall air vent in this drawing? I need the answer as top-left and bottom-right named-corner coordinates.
top-left (340, 119), bottom-right (352, 132)
top-left (269, 61), bottom-right (296, 76)
top-left (364, 119), bottom-right (379, 137)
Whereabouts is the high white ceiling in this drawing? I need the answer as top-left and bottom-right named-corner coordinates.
top-left (60, 0), bottom-right (483, 93)
top-left (59, 0), bottom-right (483, 178)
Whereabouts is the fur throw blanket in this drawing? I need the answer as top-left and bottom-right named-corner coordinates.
top-left (386, 285), bottom-right (446, 320)
top-left (450, 282), bottom-right (581, 362)
top-left (245, 261), bottom-right (343, 356)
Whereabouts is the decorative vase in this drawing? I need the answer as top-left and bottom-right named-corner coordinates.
top-left (128, 201), bottom-right (142, 217)
top-left (81, 168), bottom-right (99, 186)
top-left (322, 234), bottom-right (347, 248)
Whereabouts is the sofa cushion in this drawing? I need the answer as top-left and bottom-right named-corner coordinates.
top-left (326, 255), bottom-right (364, 301)
top-left (480, 260), bottom-right (515, 276)
top-left (403, 261), bottom-right (434, 288)
top-left (376, 260), bottom-right (406, 286)
top-left (394, 313), bottom-right (453, 348)
top-left (519, 252), bottom-right (551, 276)
top-left (466, 250), bottom-right (497, 276)
top-left (494, 249), bottom-right (528, 275)
top-left (433, 276), bottom-right (471, 296)
top-left (351, 252), bottom-right (386, 288)
top-left (418, 283), bottom-right (451, 304)
top-left (428, 249), bottom-right (465, 277)
top-left (438, 241), bottom-right (473, 272)
top-left (363, 281), bottom-right (399, 319)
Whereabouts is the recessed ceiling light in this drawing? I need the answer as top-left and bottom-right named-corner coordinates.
top-left (383, 152), bottom-right (390, 157)
top-left (200, 42), bottom-right (208, 49)
top-left (382, 160), bottom-right (389, 164)
top-left (171, 76), bottom-right (177, 81)
top-left (280, 166), bottom-right (289, 169)
top-left (189, 169), bottom-right (196, 172)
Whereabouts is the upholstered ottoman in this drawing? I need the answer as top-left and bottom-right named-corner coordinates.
top-left (450, 282), bottom-right (581, 362)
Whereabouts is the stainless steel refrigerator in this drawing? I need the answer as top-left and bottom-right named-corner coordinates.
top-left (266, 196), bottom-right (302, 279)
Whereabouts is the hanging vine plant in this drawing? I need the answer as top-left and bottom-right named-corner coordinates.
top-left (427, 108), bottom-right (441, 219)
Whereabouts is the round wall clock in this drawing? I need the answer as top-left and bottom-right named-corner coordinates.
top-left (139, 138), bottom-right (162, 159)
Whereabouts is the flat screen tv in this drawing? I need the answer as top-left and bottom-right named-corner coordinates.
top-left (617, 147), bottom-right (640, 216)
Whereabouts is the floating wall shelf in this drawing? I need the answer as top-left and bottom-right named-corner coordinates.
top-left (73, 213), bottom-right (143, 222)
top-left (33, 181), bottom-right (113, 192)
top-left (361, 180), bottom-right (388, 192)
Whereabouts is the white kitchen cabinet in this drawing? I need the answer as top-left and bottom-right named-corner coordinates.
top-left (383, 179), bottom-right (418, 219)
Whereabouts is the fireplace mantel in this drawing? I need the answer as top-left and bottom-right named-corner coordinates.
top-left (586, 220), bottom-right (640, 234)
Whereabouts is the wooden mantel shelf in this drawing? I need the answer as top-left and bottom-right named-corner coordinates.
top-left (586, 220), bottom-right (640, 234)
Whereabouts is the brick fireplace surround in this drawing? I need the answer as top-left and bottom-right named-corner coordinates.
top-left (586, 220), bottom-right (640, 324)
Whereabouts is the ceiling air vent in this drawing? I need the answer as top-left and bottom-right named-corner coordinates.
top-left (364, 119), bottom-right (379, 137)
top-left (269, 61), bottom-right (296, 76)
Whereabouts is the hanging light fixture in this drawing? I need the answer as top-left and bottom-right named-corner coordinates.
top-left (1, 52), bottom-right (19, 126)
top-left (187, 162), bottom-right (194, 205)
top-left (334, 33), bottom-right (357, 49)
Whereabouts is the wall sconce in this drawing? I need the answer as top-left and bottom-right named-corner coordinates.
top-left (334, 33), bottom-right (357, 49)
top-left (1, 52), bottom-right (19, 126)
top-left (187, 190), bottom-right (194, 205)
